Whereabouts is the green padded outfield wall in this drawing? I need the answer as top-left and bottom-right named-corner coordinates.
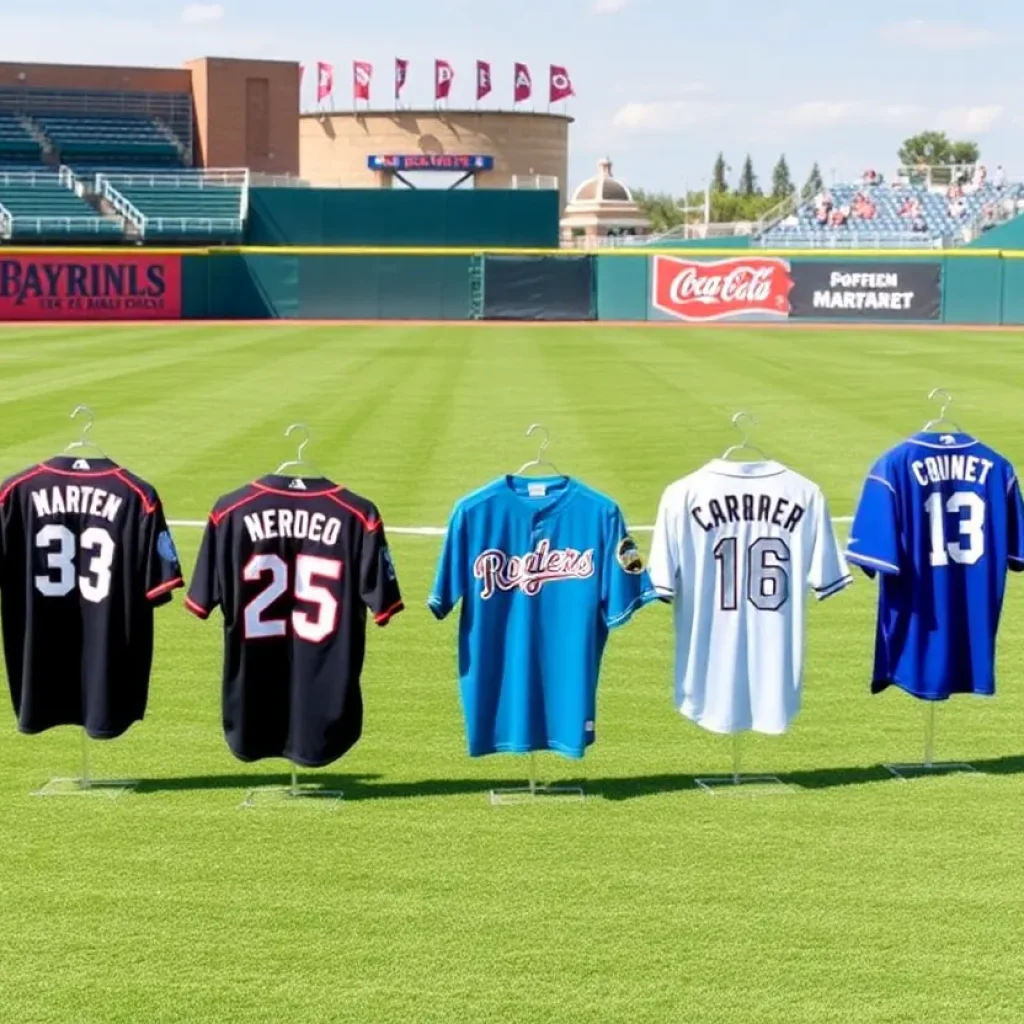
top-left (246, 189), bottom-right (559, 248)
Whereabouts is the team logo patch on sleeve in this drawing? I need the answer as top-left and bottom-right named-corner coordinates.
top-left (616, 535), bottom-right (644, 574)
top-left (157, 530), bottom-right (178, 564)
top-left (383, 547), bottom-right (397, 581)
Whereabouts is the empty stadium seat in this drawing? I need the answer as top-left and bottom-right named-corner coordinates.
top-left (98, 171), bottom-right (245, 243)
top-left (36, 115), bottom-right (181, 165)
top-left (0, 169), bottom-right (123, 241)
top-left (0, 113), bottom-right (41, 162)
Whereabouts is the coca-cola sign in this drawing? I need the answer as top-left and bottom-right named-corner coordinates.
top-left (650, 255), bottom-right (793, 321)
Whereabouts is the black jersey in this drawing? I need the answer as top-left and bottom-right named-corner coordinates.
top-left (0, 457), bottom-right (183, 738)
top-left (186, 476), bottom-right (404, 767)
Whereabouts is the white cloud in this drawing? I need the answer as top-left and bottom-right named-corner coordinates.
top-left (611, 100), bottom-right (729, 133)
top-left (771, 100), bottom-right (921, 129)
top-left (181, 3), bottom-right (225, 24)
top-left (879, 19), bottom-right (999, 51)
top-left (937, 105), bottom-right (1005, 134)
top-left (591, 0), bottom-right (630, 13)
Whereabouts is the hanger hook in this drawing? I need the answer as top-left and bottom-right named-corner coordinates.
top-left (284, 422), bottom-right (310, 462)
top-left (927, 387), bottom-right (953, 419)
top-left (731, 410), bottom-right (756, 442)
top-left (70, 404), bottom-right (95, 442)
top-left (525, 422), bottom-right (550, 457)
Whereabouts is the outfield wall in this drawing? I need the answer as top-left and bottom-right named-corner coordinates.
top-left (3, 247), bottom-right (1024, 324)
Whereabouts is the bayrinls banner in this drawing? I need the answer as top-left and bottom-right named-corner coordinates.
top-left (0, 253), bottom-right (182, 321)
top-left (787, 261), bottom-right (941, 320)
top-left (650, 256), bottom-right (794, 322)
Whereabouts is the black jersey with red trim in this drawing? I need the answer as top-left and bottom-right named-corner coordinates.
top-left (186, 475), bottom-right (404, 767)
top-left (0, 457), bottom-right (183, 738)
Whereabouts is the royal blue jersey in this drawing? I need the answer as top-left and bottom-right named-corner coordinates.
top-left (428, 475), bottom-right (658, 758)
top-left (846, 432), bottom-right (1024, 700)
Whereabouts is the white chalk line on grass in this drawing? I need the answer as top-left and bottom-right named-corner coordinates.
top-left (167, 516), bottom-right (854, 534)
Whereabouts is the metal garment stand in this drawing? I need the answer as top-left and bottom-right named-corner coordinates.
top-left (695, 734), bottom-right (794, 796)
top-left (32, 729), bottom-right (138, 798)
top-left (884, 702), bottom-right (979, 780)
top-left (489, 753), bottom-right (586, 805)
top-left (241, 763), bottom-right (344, 808)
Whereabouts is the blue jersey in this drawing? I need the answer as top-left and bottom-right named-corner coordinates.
top-left (428, 475), bottom-right (658, 758)
top-left (846, 432), bottom-right (1024, 700)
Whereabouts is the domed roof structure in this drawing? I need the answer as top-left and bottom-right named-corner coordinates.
top-left (571, 158), bottom-right (632, 203)
top-left (561, 157), bottom-right (650, 247)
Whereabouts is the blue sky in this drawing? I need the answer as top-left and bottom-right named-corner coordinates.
top-left (2, 0), bottom-right (1019, 194)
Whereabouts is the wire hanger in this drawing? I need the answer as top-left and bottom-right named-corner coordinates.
top-left (516, 423), bottom-right (564, 476)
top-left (721, 411), bottom-right (769, 460)
top-left (63, 405), bottom-right (110, 459)
top-left (274, 423), bottom-right (323, 476)
top-left (921, 387), bottom-right (964, 432)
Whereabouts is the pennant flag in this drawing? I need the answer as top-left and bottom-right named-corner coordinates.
top-left (549, 65), bottom-right (574, 104)
top-left (476, 60), bottom-right (492, 101)
top-left (514, 62), bottom-right (532, 103)
top-left (316, 61), bottom-right (334, 103)
top-left (435, 59), bottom-right (454, 101)
top-left (395, 58), bottom-right (409, 100)
top-left (353, 60), bottom-right (372, 102)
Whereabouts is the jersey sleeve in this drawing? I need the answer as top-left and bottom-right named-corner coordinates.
top-left (807, 490), bottom-right (852, 600)
top-left (427, 504), bottom-right (465, 620)
top-left (141, 501), bottom-right (184, 606)
top-left (185, 518), bottom-right (221, 619)
top-left (646, 488), bottom-right (678, 601)
top-left (361, 522), bottom-right (404, 626)
top-left (601, 505), bottom-right (659, 630)
top-left (1007, 473), bottom-right (1024, 573)
top-left (845, 463), bottom-right (901, 577)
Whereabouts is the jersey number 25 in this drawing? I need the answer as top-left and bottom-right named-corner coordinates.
top-left (243, 554), bottom-right (342, 643)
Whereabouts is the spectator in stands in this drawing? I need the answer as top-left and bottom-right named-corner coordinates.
top-left (948, 195), bottom-right (965, 219)
top-left (862, 168), bottom-right (880, 186)
top-left (899, 195), bottom-right (921, 219)
top-left (814, 190), bottom-right (832, 225)
top-left (971, 164), bottom-right (987, 192)
top-left (995, 164), bottom-right (1007, 189)
top-left (852, 192), bottom-right (876, 219)
top-left (830, 204), bottom-right (849, 227)
top-left (912, 214), bottom-right (928, 233)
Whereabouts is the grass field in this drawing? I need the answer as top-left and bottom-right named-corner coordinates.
top-left (2, 322), bottom-right (1024, 1024)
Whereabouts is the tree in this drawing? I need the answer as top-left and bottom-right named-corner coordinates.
top-left (898, 130), bottom-right (979, 169)
top-left (631, 188), bottom-right (686, 233)
top-left (804, 162), bottom-right (824, 196)
top-left (738, 154), bottom-right (759, 197)
top-left (711, 152), bottom-right (729, 193)
top-left (770, 155), bottom-right (794, 199)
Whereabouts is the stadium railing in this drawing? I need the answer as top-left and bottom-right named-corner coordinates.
top-left (753, 231), bottom-right (946, 250)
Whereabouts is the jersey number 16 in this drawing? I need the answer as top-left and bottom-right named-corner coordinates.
top-left (713, 536), bottom-right (791, 612)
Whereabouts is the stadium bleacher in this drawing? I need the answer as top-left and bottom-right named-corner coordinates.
top-left (760, 174), bottom-right (1024, 248)
top-left (97, 169), bottom-right (246, 243)
top-left (35, 114), bottom-right (182, 166)
top-left (0, 168), bottom-right (123, 242)
top-left (0, 113), bottom-right (42, 163)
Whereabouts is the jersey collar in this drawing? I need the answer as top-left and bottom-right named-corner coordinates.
top-left (499, 474), bottom-right (578, 521)
top-left (42, 456), bottom-right (120, 476)
top-left (706, 458), bottom-right (787, 478)
top-left (908, 432), bottom-right (978, 450)
top-left (255, 475), bottom-right (342, 496)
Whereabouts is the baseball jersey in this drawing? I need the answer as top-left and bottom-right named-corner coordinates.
top-left (428, 475), bottom-right (658, 758)
top-left (0, 457), bottom-right (183, 737)
top-left (846, 432), bottom-right (1024, 699)
top-left (186, 476), bottom-right (403, 767)
top-left (647, 459), bottom-right (851, 735)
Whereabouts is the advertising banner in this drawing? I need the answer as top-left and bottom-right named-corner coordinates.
top-left (650, 255), bottom-right (793, 322)
top-left (0, 253), bottom-right (181, 321)
top-left (787, 261), bottom-right (941, 320)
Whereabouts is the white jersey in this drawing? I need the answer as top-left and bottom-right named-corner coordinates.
top-left (647, 459), bottom-right (851, 735)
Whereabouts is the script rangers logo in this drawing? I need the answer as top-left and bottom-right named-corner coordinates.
top-left (651, 256), bottom-right (793, 322)
top-left (474, 539), bottom-right (595, 598)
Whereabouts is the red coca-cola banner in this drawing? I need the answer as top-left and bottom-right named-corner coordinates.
top-left (0, 253), bottom-right (182, 321)
top-left (650, 255), bottom-right (793, 322)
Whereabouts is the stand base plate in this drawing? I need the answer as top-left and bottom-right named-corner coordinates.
top-left (695, 774), bottom-right (794, 797)
top-left (489, 784), bottom-right (585, 806)
top-left (31, 777), bottom-right (137, 799)
top-left (884, 762), bottom-right (979, 781)
top-left (241, 785), bottom-right (344, 808)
